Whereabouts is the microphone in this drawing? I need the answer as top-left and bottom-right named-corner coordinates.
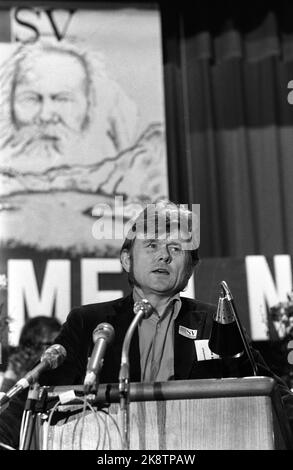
top-left (83, 322), bottom-right (115, 393)
top-left (119, 299), bottom-right (153, 387)
top-left (208, 281), bottom-right (258, 375)
top-left (0, 344), bottom-right (67, 408)
top-left (118, 298), bottom-right (153, 450)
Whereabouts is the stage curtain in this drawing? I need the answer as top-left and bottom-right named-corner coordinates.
top-left (163, 4), bottom-right (293, 257)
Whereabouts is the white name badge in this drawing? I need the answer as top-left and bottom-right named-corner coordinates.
top-left (194, 339), bottom-right (220, 361)
top-left (179, 325), bottom-right (197, 339)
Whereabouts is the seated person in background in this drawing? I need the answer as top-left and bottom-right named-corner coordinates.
top-left (0, 200), bottom-right (292, 448)
top-left (0, 316), bottom-right (61, 394)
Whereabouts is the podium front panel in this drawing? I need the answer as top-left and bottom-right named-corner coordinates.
top-left (39, 395), bottom-right (275, 450)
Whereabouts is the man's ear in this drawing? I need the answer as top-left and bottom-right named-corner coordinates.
top-left (120, 249), bottom-right (131, 272)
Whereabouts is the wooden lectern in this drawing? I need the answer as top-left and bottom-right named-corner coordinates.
top-left (36, 377), bottom-right (293, 450)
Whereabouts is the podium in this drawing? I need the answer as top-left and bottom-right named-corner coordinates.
top-left (36, 377), bottom-right (293, 450)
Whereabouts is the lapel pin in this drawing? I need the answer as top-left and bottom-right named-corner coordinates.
top-left (179, 325), bottom-right (197, 339)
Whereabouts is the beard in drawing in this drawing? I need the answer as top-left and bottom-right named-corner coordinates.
top-left (2, 119), bottom-right (80, 160)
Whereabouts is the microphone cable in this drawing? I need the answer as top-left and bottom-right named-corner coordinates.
top-left (0, 442), bottom-right (16, 450)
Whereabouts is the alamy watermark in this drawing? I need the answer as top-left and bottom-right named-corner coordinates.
top-left (91, 197), bottom-right (200, 250)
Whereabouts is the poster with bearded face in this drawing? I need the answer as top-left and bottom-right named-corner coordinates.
top-left (0, 5), bottom-right (168, 346)
top-left (0, 6), bottom-right (168, 257)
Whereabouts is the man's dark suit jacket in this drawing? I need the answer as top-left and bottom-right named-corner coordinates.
top-left (0, 294), bottom-right (288, 449)
top-left (42, 294), bottom-right (273, 385)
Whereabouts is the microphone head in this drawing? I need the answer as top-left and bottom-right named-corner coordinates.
top-left (133, 299), bottom-right (153, 319)
top-left (92, 322), bottom-right (115, 344)
top-left (40, 344), bottom-right (67, 369)
top-left (208, 283), bottom-right (244, 357)
top-left (220, 280), bottom-right (233, 300)
top-left (213, 292), bottom-right (235, 325)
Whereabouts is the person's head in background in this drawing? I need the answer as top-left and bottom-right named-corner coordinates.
top-left (0, 316), bottom-right (61, 393)
top-left (18, 316), bottom-right (61, 353)
top-left (120, 200), bottom-right (200, 302)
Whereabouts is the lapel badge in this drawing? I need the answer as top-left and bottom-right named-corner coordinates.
top-left (179, 325), bottom-right (197, 339)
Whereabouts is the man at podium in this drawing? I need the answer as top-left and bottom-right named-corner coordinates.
top-left (0, 200), bottom-right (292, 449)
top-left (39, 200), bottom-right (289, 385)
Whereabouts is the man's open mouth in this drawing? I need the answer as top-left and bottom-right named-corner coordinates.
top-left (152, 268), bottom-right (169, 274)
top-left (40, 135), bottom-right (59, 141)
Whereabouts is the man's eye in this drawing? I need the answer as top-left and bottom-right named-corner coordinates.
top-left (147, 241), bottom-right (157, 248)
top-left (17, 93), bottom-right (40, 104)
top-left (170, 246), bottom-right (181, 253)
top-left (27, 96), bottom-right (39, 103)
top-left (55, 97), bottom-right (71, 103)
top-left (54, 94), bottom-right (73, 103)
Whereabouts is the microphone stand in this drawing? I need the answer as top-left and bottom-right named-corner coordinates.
top-left (119, 300), bottom-right (152, 450)
top-left (221, 281), bottom-right (258, 376)
top-left (19, 382), bottom-right (40, 450)
top-left (119, 315), bottom-right (140, 450)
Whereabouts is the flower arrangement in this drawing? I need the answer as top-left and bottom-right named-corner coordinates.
top-left (269, 292), bottom-right (293, 340)
top-left (268, 292), bottom-right (293, 390)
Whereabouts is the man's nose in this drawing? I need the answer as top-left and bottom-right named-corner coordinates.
top-left (157, 245), bottom-right (171, 263)
top-left (37, 97), bottom-right (59, 123)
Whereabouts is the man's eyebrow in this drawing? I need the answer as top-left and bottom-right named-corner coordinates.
top-left (143, 238), bottom-right (156, 244)
top-left (53, 91), bottom-right (75, 98)
top-left (14, 90), bottom-right (39, 96)
top-left (167, 240), bottom-right (183, 247)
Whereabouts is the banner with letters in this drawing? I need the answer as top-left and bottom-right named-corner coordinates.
top-left (0, 4), bottom-right (168, 351)
top-left (0, 254), bottom-right (293, 347)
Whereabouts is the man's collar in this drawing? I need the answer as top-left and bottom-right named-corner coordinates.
top-left (132, 286), bottom-right (181, 318)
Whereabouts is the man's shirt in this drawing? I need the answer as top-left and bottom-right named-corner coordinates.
top-left (133, 287), bottom-right (181, 382)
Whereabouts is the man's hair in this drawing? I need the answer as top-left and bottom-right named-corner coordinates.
top-left (120, 200), bottom-right (200, 287)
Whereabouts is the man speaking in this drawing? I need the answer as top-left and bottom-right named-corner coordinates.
top-left (0, 200), bottom-right (291, 448)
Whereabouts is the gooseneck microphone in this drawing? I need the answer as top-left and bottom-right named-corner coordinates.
top-left (209, 281), bottom-right (258, 376)
top-left (0, 344), bottom-right (67, 408)
top-left (119, 298), bottom-right (153, 450)
top-left (119, 299), bottom-right (153, 388)
top-left (84, 322), bottom-right (115, 393)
